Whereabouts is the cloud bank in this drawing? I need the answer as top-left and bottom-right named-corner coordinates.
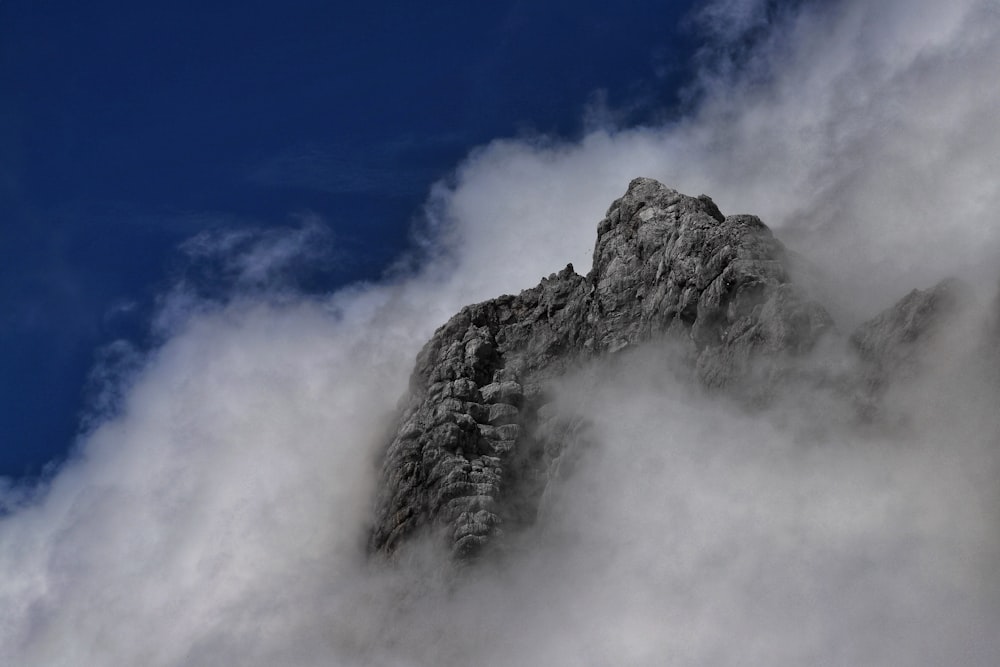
top-left (2, 0), bottom-right (999, 664)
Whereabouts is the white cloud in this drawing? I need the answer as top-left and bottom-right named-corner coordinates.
top-left (2, 0), bottom-right (1000, 664)
top-left (178, 217), bottom-right (335, 289)
top-left (427, 0), bottom-right (1000, 319)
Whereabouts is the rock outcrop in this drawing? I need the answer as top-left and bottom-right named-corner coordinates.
top-left (369, 178), bottom-right (834, 558)
top-left (369, 178), bottom-right (993, 561)
top-left (850, 278), bottom-right (970, 393)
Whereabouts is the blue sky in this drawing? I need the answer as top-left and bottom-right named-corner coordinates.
top-left (1, 0), bottom-right (706, 477)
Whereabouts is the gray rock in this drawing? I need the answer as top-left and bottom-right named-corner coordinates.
top-left (369, 178), bottom-right (833, 559)
top-left (849, 278), bottom-right (971, 392)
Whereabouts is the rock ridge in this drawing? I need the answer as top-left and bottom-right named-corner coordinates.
top-left (369, 178), bottom-right (993, 561)
top-left (369, 178), bottom-right (837, 559)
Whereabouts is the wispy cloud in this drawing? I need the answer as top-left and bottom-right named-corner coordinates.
top-left (178, 216), bottom-right (335, 289)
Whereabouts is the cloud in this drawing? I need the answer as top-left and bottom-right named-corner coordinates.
top-left (327, 339), bottom-right (999, 666)
top-left (178, 217), bottom-right (335, 289)
top-left (148, 217), bottom-right (340, 337)
top-left (2, 0), bottom-right (1000, 664)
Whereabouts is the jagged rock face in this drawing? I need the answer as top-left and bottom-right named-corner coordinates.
top-left (369, 178), bottom-right (834, 559)
top-left (368, 178), bottom-right (998, 561)
top-left (850, 278), bottom-right (970, 391)
top-left (592, 179), bottom-right (833, 386)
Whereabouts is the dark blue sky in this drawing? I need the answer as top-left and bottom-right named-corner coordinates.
top-left (0, 0), bottom-right (705, 477)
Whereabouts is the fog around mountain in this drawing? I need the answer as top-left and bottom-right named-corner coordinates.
top-left (2, 0), bottom-right (999, 664)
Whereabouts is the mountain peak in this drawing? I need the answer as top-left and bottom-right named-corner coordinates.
top-left (369, 179), bottom-right (838, 559)
top-left (368, 179), bottom-right (988, 561)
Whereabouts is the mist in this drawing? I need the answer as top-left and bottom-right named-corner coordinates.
top-left (2, 0), bottom-right (1000, 664)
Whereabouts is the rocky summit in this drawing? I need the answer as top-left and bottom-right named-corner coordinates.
top-left (368, 177), bottom-right (986, 560)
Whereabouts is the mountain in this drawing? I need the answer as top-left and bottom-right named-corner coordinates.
top-left (369, 177), bottom-right (992, 560)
